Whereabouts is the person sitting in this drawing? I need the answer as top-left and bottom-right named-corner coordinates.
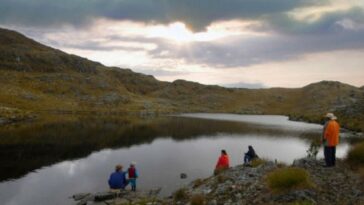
top-left (108, 164), bottom-right (129, 191)
top-left (244, 145), bottom-right (258, 165)
top-left (214, 150), bottom-right (230, 174)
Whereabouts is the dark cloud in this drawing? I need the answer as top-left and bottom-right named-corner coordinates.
top-left (0, 0), bottom-right (327, 30)
top-left (148, 7), bottom-right (364, 68)
top-left (3, 2), bottom-right (363, 71)
top-left (264, 6), bottom-right (364, 34)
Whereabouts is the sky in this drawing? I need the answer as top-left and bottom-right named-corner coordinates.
top-left (1, 0), bottom-right (364, 88)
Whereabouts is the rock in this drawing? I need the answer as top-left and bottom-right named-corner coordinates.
top-left (100, 92), bottom-right (130, 105)
top-left (72, 193), bottom-right (91, 201)
top-left (21, 92), bottom-right (38, 100)
top-left (208, 199), bottom-right (217, 205)
top-left (180, 173), bottom-right (187, 179)
top-left (0, 118), bottom-right (8, 125)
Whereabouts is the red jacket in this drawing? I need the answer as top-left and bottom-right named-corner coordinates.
top-left (216, 154), bottom-right (230, 169)
top-left (323, 120), bottom-right (340, 147)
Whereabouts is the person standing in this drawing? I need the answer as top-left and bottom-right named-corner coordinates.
top-left (214, 150), bottom-right (230, 174)
top-left (128, 162), bottom-right (139, 192)
top-left (322, 113), bottom-right (340, 167)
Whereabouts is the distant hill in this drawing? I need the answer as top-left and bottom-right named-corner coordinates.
top-left (0, 27), bottom-right (363, 131)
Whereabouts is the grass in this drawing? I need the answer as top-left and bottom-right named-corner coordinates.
top-left (251, 158), bottom-right (267, 167)
top-left (2, 28), bottom-right (364, 132)
top-left (276, 162), bottom-right (287, 168)
top-left (216, 174), bottom-right (228, 183)
top-left (266, 167), bottom-right (313, 193)
top-left (358, 167), bottom-right (364, 184)
top-left (346, 142), bottom-right (364, 167)
top-left (190, 194), bottom-right (206, 205)
top-left (0, 106), bottom-right (34, 123)
top-left (173, 188), bottom-right (188, 202)
top-left (193, 178), bottom-right (204, 188)
top-left (288, 200), bottom-right (314, 205)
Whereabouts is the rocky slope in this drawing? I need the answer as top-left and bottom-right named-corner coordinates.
top-left (0, 27), bottom-right (364, 131)
top-left (164, 158), bottom-right (364, 205)
top-left (73, 158), bottom-right (364, 205)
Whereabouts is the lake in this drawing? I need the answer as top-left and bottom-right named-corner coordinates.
top-left (0, 113), bottom-right (353, 205)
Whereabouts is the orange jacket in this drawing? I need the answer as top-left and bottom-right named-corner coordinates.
top-left (323, 120), bottom-right (340, 146)
top-left (216, 154), bottom-right (230, 169)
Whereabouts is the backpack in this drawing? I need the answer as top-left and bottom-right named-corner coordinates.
top-left (128, 167), bottom-right (137, 178)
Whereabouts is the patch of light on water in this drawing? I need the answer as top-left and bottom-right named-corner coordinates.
top-left (178, 113), bottom-right (323, 131)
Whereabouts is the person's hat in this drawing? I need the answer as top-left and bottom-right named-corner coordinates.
top-left (325, 113), bottom-right (337, 120)
top-left (130, 161), bottom-right (136, 166)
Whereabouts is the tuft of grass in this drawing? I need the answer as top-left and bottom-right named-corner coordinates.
top-left (193, 178), bottom-right (204, 188)
top-left (288, 200), bottom-right (314, 205)
top-left (216, 175), bottom-right (227, 183)
top-left (251, 158), bottom-right (267, 167)
top-left (357, 167), bottom-right (364, 183)
top-left (266, 167), bottom-right (313, 193)
top-left (346, 142), bottom-right (364, 167)
top-left (190, 194), bottom-right (206, 205)
top-left (173, 188), bottom-right (188, 202)
top-left (277, 162), bottom-right (287, 168)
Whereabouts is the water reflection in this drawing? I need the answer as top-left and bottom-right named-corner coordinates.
top-left (0, 115), bottom-right (322, 182)
top-left (0, 114), bottom-right (352, 205)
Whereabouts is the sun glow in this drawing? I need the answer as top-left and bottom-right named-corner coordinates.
top-left (147, 22), bottom-right (195, 43)
top-left (146, 21), bottom-right (265, 43)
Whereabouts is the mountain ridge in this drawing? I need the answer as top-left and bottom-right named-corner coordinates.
top-left (0, 27), bottom-right (363, 131)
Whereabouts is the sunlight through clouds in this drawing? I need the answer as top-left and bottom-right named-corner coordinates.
top-left (2, 0), bottom-right (363, 88)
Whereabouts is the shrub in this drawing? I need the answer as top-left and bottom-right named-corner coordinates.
top-left (190, 194), bottom-right (206, 205)
top-left (346, 142), bottom-right (364, 167)
top-left (216, 175), bottom-right (226, 183)
top-left (266, 167), bottom-right (313, 193)
top-left (173, 188), bottom-right (188, 201)
top-left (276, 162), bottom-right (287, 168)
top-left (193, 179), bottom-right (204, 188)
top-left (251, 158), bottom-right (267, 167)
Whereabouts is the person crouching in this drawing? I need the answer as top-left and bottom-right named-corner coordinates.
top-left (108, 164), bottom-right (129, 191)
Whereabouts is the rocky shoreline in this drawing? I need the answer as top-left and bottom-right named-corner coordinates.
top-left (0, 106), bottom-right (36, 126)
top-left (73, 158), bottom-right (364, 205)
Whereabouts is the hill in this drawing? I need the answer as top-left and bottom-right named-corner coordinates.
top-left (0, 27), bottom-right (364, 131)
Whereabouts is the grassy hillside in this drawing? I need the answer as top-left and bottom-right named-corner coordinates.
top-left (0, 27), bottom-right (363, 131)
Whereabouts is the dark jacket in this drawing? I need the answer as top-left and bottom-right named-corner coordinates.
top-left (245, 147), bottom-right (258, 159)
top-left (108, 171), bottom-right (127, 189)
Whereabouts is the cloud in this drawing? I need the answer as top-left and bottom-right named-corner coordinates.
top-left (147, 7), bottom-right (364, 68)
top-left (0, 0), bottom-right (328, 31)
top-left (221, 82), bottom-right (266, 89)
top-left (131, 67), bottom-right (189, 77)
top-left (265, 6), bottom-right (364, 34)
top-left (3, 2), bottom-right (364, 76)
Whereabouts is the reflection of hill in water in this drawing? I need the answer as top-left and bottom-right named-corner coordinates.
top-left (0, 115), bottom-right (320, 181)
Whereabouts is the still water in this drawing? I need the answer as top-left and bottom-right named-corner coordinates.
top-left (0, 114), bottom-right (351, 205)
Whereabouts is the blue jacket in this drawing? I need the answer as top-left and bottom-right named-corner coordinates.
top-left (108, 171), bottom-right (127, 189)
